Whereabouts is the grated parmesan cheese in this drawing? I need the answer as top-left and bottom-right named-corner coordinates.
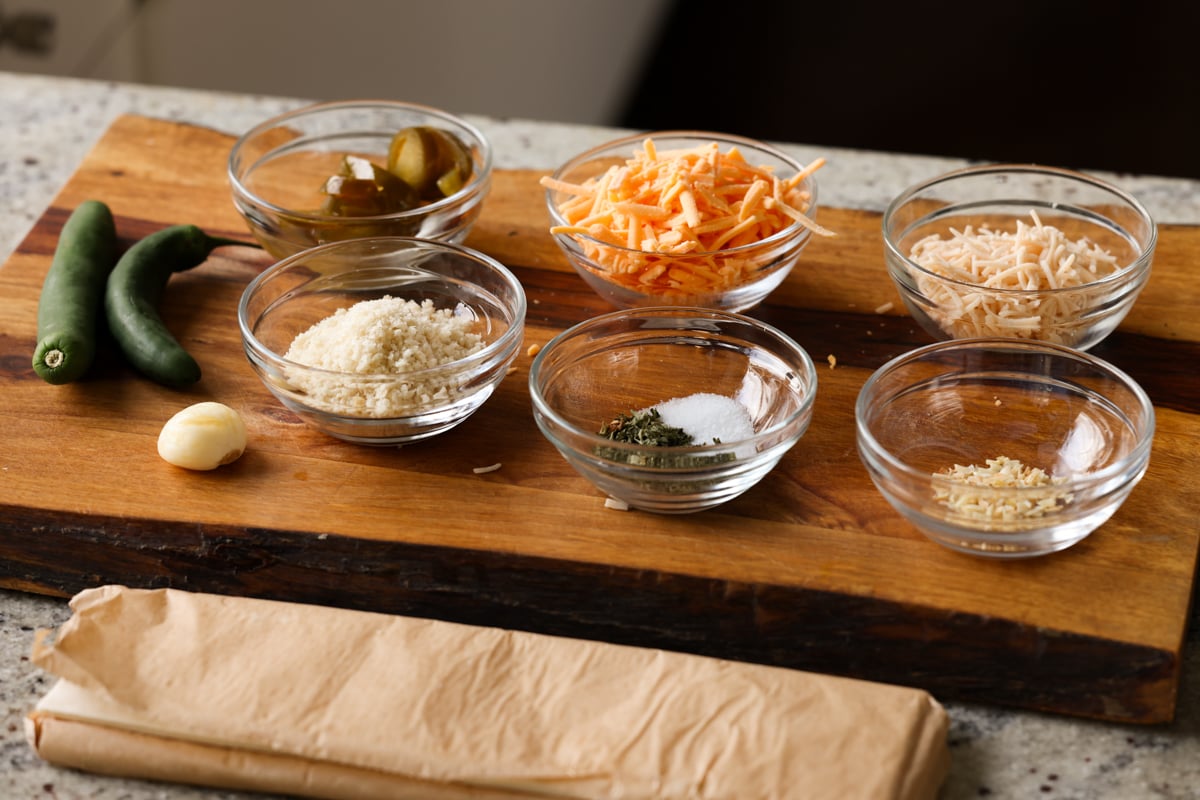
top-left (283, 296), bottom-right (484, 418)
top-left (933, 456), bottom-right (1073, 524)
top-left (908, 211), bottom-right (1121, 343)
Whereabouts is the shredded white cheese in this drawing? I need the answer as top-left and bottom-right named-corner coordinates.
top-left (933, 456), bottom-right (1072, 524)
top-left (283, 296), bottom-right (484, 418)
top-left (908, 211), bottom-right (1121, 343)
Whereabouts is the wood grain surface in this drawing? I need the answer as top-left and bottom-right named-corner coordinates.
top-left (1, 115), bottom-right (1197, 723)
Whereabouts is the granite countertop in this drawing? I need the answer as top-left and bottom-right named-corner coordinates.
top-left (1, 72), bottom-right (1198, 800)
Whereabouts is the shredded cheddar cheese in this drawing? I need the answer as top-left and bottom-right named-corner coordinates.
top-left (934, 456), bottom-right (1072, 524)
top-left (908, 211), bottom-right (1121, 343)
top-left (541, 138), bottom-right (833, 298)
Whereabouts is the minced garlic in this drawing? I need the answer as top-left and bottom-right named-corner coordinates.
top-left (933, 455), bottom-right (1072, 523)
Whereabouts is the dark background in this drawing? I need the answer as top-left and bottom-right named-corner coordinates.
top-left (620, 1), bottom-right (1200, 179)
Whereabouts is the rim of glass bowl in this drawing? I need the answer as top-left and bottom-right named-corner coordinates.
top-left (237, 237), bottom-right (526, 388)
top-left (544, 130), bottom-right (819, 260)
top-left (528, 306), bottom-right (818, 467)
top-left (228, 99), bottom-right (494, 226)
top-left (854, 337), bottom-right (1156, 491)
top-left (881, 163), bottom-right (1158, 296)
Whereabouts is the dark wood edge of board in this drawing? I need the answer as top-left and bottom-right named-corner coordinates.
top-left (1, 504), bottom-right (1177, 724)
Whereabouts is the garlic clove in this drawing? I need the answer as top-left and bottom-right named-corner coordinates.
top-left (157, 402), bottom-right (247, 471)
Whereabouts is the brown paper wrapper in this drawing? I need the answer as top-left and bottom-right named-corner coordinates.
top-left (27, 585), bottom-right (949, 799)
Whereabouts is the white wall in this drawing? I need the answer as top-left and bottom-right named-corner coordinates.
top-left (0, 0), bottom-right (671, 125)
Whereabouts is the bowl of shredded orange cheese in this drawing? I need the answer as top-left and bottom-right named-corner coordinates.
top-left (541, 132), bottom-right (834, 312)
top-left (856, 338), bottom-right (1154, 557)
top-left (882, 164), bottom-right (1157, 350)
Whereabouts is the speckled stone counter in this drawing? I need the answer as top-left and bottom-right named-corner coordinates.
top-left (1, 72), bottom-right (1198, 800)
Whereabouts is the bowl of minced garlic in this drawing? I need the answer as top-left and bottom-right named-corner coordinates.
top-left (238, 236), bottom-right (526, 445)
top-left (882, 164), bottom-right (1157, 351)
top-left (855, 338), bottom-right (1154, 557)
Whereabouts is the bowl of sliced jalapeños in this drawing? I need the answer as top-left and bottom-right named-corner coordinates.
top-left (32, 200), bottom-right (256, 389)
top-left (228, 100), bottom-right (493, 260)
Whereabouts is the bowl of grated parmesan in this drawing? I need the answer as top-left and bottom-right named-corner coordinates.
top-left (529, 307), bottom-right (818, 514)
top-left (855, 338), bottom-right (1155, 557)
top-left (882, 164), bottom-right (1157, 350)
top-left (542, 132), bottom-right (836, 313)
top-left (238, 236), bottom-right (526, 445)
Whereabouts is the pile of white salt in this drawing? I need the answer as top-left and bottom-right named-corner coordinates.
top-left (651, 392), bottom-right (755, 445)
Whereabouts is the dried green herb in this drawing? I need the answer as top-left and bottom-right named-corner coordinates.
top-left (595, 407), bottom-right (735, 475)
top-left (599, 408), bottom-right (694, 447)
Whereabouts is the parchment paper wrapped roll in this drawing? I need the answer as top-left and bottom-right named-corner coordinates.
top-left (26, 585), bottom-right (949, 799)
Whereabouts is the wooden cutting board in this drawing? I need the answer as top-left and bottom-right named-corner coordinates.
top-left (2, 114), bottom-right (1197, 723)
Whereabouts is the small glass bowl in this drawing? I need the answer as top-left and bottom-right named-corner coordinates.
top-left (238, 237), bottom-right (525, 445)
top-left (229, 100), bottom-right (492, 259)
top-left (544, 132), bottom-right (822, 313)
top-left (856, 338), bottom-right (1155, 557)
top-left (882, 164), bottom-right (1156, 350)
top-left (529, 307), bottom-right (818, 514)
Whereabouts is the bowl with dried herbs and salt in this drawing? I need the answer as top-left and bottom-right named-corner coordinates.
top-left (529, 307), bottom-right (818, 513)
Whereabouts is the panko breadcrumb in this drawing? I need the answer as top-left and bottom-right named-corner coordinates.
top-left (284, 296), bottom-right (484, 417)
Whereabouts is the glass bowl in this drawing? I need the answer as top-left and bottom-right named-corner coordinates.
top-left (882, 164), bottom-right (1156, 350)
top-left (856, 338), bottom-right (1155, 557)
top-left (229, 100), bottom-right (492, 259)
top-left (238, 237), bottom-right (525, 445)
top-left (543, 131), bottom-right (825, 313)
top-left (529, 307), bottom-right (818, 514)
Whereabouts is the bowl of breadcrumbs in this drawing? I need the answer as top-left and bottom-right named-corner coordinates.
top-left (238, 236), bottom-right (526, 445)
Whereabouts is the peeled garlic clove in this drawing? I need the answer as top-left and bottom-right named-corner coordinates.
top-left (157, 402), bottom-right (247, 471)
